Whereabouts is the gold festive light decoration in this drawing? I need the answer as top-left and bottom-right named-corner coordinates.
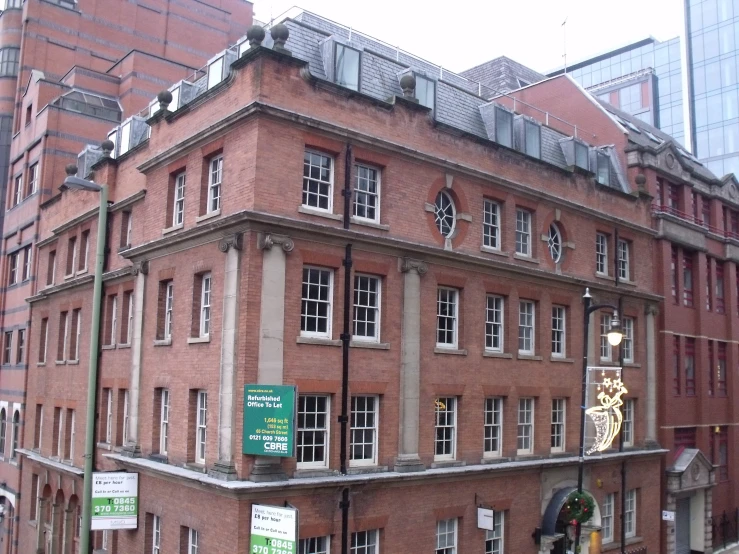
top-left (585, 371), bottom-right (628, 454)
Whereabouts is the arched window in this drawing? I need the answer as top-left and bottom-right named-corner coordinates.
top-left (0, 409), bottom-right (6, 457)
top-left (547, 224), bottom-right (562, 263)
top-left (434, 191), bottom-right (456, 238)
top-left (10, 411), bottom-right (19, 460)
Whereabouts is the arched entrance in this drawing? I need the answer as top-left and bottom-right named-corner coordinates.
top-left (541, 487), bottom-right (602, 554)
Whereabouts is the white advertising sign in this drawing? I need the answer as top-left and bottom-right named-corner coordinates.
top-left (91, 472), bottom-right (138, 530)
top-left (662, 510), bottom-right (676, 521)
top-left (477, 507), bottom-right (495, 531)
top-left (250, 504), bottom-right (298, 554)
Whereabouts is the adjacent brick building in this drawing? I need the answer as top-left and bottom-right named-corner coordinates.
top-left (17, 11), bottom-right (668, 554)
top-left (0, 0), bottom-right (252, 552)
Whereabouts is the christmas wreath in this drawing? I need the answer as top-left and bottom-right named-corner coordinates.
top-left (563, 491), bottom-right (595, 526)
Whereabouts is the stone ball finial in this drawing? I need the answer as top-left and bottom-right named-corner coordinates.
top-left (157, 90), bottom-right (173, 111)
top-left (101, 139), bottom-right (115, 158)
top-left (65, 164), bottom-right (78, 177)
top-left (247, 25), bottom-right (265, 48)
top-left (635, 173), bottom-right (647, 186)
top-left (271, 23), bottom-right (290, 54)
top-left (400, 74), bottom-right (416, 99)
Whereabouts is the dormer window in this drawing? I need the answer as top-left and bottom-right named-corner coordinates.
top-left (415, 74), bottom-right (435, 111)
top-left (207, 56), bottom-right (225, 90)
top-left (495, 107), bottom-right (513, 148)
top-left (119, 121), bottom-right (131, 156)
top-left (575, 142), bottom-right (589, 171)
top-left (596, 152), bottom-right (610, 185)
top-left (107, 129), bottom-right (118, 159)
top-left (524, 120), bottom-right (541, 159)
top-left (335, 44), bottom-right (360, 91)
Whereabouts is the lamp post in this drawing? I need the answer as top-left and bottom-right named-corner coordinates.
top-left (574, 287), bottom-right (623, 553)
top-left (63, 165), bottom-right (108, 554)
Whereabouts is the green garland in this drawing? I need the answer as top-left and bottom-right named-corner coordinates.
top-left (563, 491), bottom-right (595, 525)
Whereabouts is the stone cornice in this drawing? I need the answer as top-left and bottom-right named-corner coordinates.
top-left (27, 267), bottom-right (133, 303)
top-left (120, 209), bottom-right (662, 303)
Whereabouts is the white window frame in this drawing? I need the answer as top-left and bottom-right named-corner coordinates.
top-left (600, 314), bottom-right (613, 362)
top-left (126, 210), bottom-right (133, 246)
top-left (164, 282), bottom-right (174, 340)
top-left (122, 390), bottom-right (129, 446)
top-left (515, 208), bottom-right (531, 257)
top-left (80, 231), bottom-right (89, 273)
top-left (485, 295), bottom-right (504, 353)
top-left (436, 518), bottom-right (457, 554)
top-left (297, 394), bottom-right (330, 469)
top-left (207, 155), bottom-right (223, 214)
top-left (350, 529), bottom-right (378, 554)
top-left (207, 56), bottom-right (224, 89)
top-left (551, 305), bottom-right (566, 358)
top-left (61, 311), bottom-right (70, 362)
top-left (483, 199), bottom-right (501, 250)
top-left (483, 397), bottom-right (502, 458)
top-left (109, 295), bottom-right (117, 346)
top-left (196, 390), bottom-right (207, 464)
top-left (300, 536), bottom-right (330, 554)
top-left (72, 309), bottom-right (81, 361)
top-left (353, 164), bottom-right (380, 223)
top-left (518, 300), bottom-right (535, 355)
top-left (40, 318), bottom-right (48, 364)
top-left (300, 267), bottom-right (333, 339)
top-left (623, 399), bottom-right (634, 447)
top-left (10, 410), bottom-right (18, 460)
top-left (302, 150), bottom-right (334, 213)
top-left (436, 287), bottom-right (459, 349)
top-left (624, 489), bottom-right (637, 538)
top-left (550, 398), bottom-right (565, 453)
top-left (13, 174), bottom-right (22, 206)
top-left (485, 511), bottom-right (504, 554)
top-left (68, 410), bottom-right (75, 461)
top-left (352, 274), bottom-right (380, 343)
top-left (349, 395), bottom-right (378, 467)
top-left (105, 388), bottom-right (113, 444)
top-left (152, 514), bottom-right (161, 554)
top-left (66, 237), bottom-right (77, 278)
top-left (601, 493), bottom-right (614, 544)
top-left (173, 172), bottom-right (185, 227)
top-left (29, 163), bottom-right (39, 195)
top-left (102, 530), bottom-right (108, 551)
top-left (434, 397), bottom-right (456, 461)
top-left (126, 292), bottom-right (134, 346)
top-left (160, 389), bottom-right (170, 455)
top-left (188, 528), bottom-right (199, 554)
top-left (200, 274), bottom-right (211, 338)
top-left (119, 121), bottom-right (131, 156)
top-left (8, 252), bottom-right (17, 285)
top-left (22, 246), bottom-right (32, 281)
top-left (335, 43), bottom-right (361, 91)
top-left (55, 407), bottom-right (63, 459)
top-left (623, 317), bottom-right (634, 363)
top-left (517, 397), bottom-right (534, 455)
top-left (618, 239), bottom-right (630, 281)
top-left (596, 233), bottom-right (608, 275)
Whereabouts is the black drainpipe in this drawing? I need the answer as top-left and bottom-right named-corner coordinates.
top-left (339, 144), bottom-right (353, 554)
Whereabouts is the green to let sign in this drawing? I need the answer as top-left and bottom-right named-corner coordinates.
top-left (243, 384), bottom-right (296, 457)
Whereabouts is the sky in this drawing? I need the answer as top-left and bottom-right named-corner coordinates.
top-left (254, 0), bottom-right (684, 75)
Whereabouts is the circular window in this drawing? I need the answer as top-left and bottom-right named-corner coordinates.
top-left (547, 224), bottom-right (562, 263)
top-left (434, 191), bottom-right (456, 238)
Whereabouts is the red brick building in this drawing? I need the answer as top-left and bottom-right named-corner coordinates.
top-left (18, 11), bottom-right (666, 554)
top-left (507, 76), bottom-right (739, 553)
top-left (0, 1), bottom-right (252, 552)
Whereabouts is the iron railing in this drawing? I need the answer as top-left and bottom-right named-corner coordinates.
top-left (713, 509), bottom-right (739, 550)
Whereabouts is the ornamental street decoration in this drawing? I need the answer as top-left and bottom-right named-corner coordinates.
top-left (585, 367), bottom-right (628, 454)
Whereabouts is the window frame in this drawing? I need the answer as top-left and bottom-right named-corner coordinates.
top-left (302, 150), bottom-right (334, 213)
top-left (207, 155), bottom-right (223, 214)
top-left (517, 397), bottom-right (534, 455)
top-left (349, 395), bottom-right (378, 467)
top-left (188, 528), bottom-right (199, 554)
top-left (334, 42), bottom-right (361, 92)
top-left (551, 305), bottom-right (566, 358)
top-left (623, 399), bottom-right (634, 447)
top-left (22, 245), bottom-right (32, 282)
top-left (624, 489), bottom-right (637, 538)
top-left (160, 388), bottom-right (170, 455)
top-left (436, 518), bottom-right (458, 554)
top-left (601, 493), bottom-right (614, 544)
top-left (550, 398), bottom-right (566, 453)
top-left (199, 273), bottom-right (212, 338)
top-left (617, 239), bottom-right (630, 281)
top-left (515, 208), bottom-right (532, 257)
top-left (484, 511), bottom-right (504, 554)
top-left (483, 397), bottom-right (503, 458)
top-left (164, 282), bottom-right (174, 340)
top-left (595, 233), bottom-right (608, 275)
top-left (352, 163), bottom-right (380, 223)
top-left (173, 172), bottom-right (186, 227)
top-left (518, 300), bottom-right (535, 355)
top-left (485, 295), bottom-right (504, 353)
top-left (352, 274), bottom-right (381, 343)
top-left (436, 287), bottom-right (459, 349)
top-left (434, 190), bottom-right (456, 239)
top-left (482, 199), bottom-right (501, 250)
top-left (600, 313), bottom-right (613, 362)
top-left (350, 529), bottom-right (378, 554)
top-left (300, 267), bottom-right (334, 339)
top-left (297, 394), bottom-right (330, 469)
top-left (300, 536), bottom-right (330, 554)
top-left (495, 106), bottom-right (513, 148)
top-left (434, 397), bottom-right (457, 461)
top-left (596, 152), bottom-right (610, 185)
top-left (415, 73), bottom-right (436, 111)
top-left (152, 514), bottom-right (161, 554)
top-left (622, 317), bottom-right (634, 363)
top-left (196, 390), bottom-right (207, 464)
top-left (524, 119), bottom-right (541, 158)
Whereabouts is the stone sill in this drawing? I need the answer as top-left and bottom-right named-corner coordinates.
top-left (67, 360), bottom-right (79, 365)
top-left (480, 245), bottom-right (508, 257)
top-left (117, 343), bottom-right (131, 350)
top-left (347, 465), bottom-right (388, 475)
top-left (153, 338), bottom-right (172, 347)
top-left (350, 341), bottom-right (390, 350)
top-left (187, 336), bottom-right (211, 344)
top-left (298, 205), bottom-right (342, 221)
top-left (434, 347), bottom-right (468, 356)
top-left (550, 356), bottom-right (575, 363)
top-left (76, 268), bottom-right (88, 277)
top-left (517, 354), bottom-right (543, 361)
top-left (101, 344), bottom-right (116, 350)
top-left (195, 209), bottom-right (221, 223)
top-left (595, 271), bottom-right (613, 281)
top-left (184, 462), bottom-right (206, 473)
top-left (296, 336), bottom-right (341, 347)
top-left (55, 360), bottom-right (66, 365)
top-left (431, 460), bottom-right (465, 469)
top-left (480, 456), bottom-right (509, 465)
top-left (293, 468), bottom-right (339, 479)
top-left (36, 363), bottom-right (45, 367)
top-left (96, 443), bottom-right (112, 451)
top-left (483, 351), bottom-right (512, 359)
top-left (162, 223), bottom-right (183, 236)
top-left (350, 217), bottom-right (389, 231)
top-left (513, 254), bottom-right (539, 264)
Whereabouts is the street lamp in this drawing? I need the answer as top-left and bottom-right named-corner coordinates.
top-left (63, 164), bottom-right (108, 554)
top-left (575, 287), bottom-right (623, 553)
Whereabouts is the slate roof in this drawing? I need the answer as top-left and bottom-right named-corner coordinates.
top-left (460, 56), bottom-right (546, 95)
top-left (597, 99), bottom-right (720, 183)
